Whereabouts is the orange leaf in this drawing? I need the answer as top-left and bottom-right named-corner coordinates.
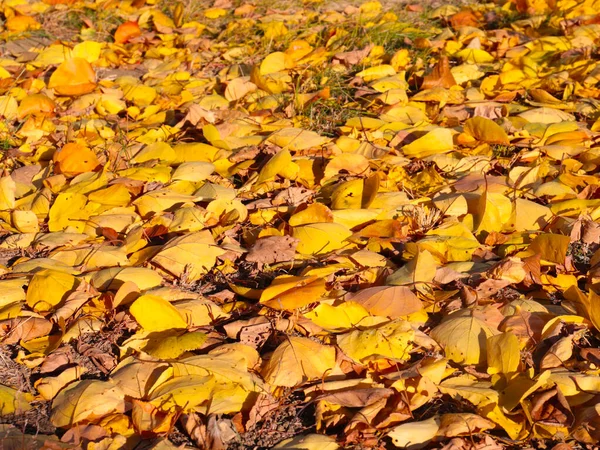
top-left (6, 15), bottom-right (40, 32)
top-left (421, 56), bottom-right (457, 90)
top-left (53, 143), bottom-right (100, 177)
top-left (17, 94), bottom-right (55, 119)
top-left (449, 10), bottom-right (480, 29)
top-left (114, 21), bottom-right (142, 44)
top-left (48, 58), bottom-right (97, 97)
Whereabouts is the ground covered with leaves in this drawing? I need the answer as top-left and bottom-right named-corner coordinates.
top-left (2, 0), bottom-right (600, 449)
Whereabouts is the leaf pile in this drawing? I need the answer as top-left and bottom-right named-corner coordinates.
top-left (2, 0), bottom-right (600, 449)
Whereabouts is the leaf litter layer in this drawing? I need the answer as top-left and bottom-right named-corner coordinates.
top-left (2, 0), bottom-right (600, 449)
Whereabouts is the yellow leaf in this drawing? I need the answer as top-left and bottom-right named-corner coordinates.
top-left (258, 149), bottom-right (295, 182)
top-left (12, 210), bottom-right (39, 233)
top-left (48, 193), bottom-right (89, 232)
top-left (51, 380), bottom-right (126, 428)
top-left (90, 267), bottom-right (163, 291)
top-left (152, 231), bottom-right (226, 281)
top-left (173, 298), bottom-right (229, 326)
top-left (225, 77), bottom-right (257, 101)
top-left (260, 275), bottom-right (327, 310)
top-left (289, 204), bottom-right (334, 226)
top-left (357, 65), bottom-right (396, 82)
top-left (132, 142), bottom-right (176, 164)
top-left (148, 374), bottom-right (215, 411)
top-left (337, 319), bottom-right (414, 364)
top-left (402, 128), bottom-right (454, 158)
top-left (456, 48), bottom-right (494, 63)
top-left (0, 176), bottom-right (16, 210)
top-left (475, 191), bottom-right (512, 236)
top-left (387, 249), bottom-right (437, 292)
top-left (26, 270), bottom-right (79, 313)
top-left (35, 367), bottom-right (87, 401)
top-left (331, 179), bottom-right (364, 209)
top-left (72, 41), bottom-right (103, 63)
top-left (130, 295), bottom-right (188, 332)
top-left (292, 222), bottom-right (352, 255)
top-left (431, 311), bottom-right (498, 365)
top-left (142, 331), bottom-right (207, 359)
top-left (267, 128), bottom-right (330, 151)
top-left (204, 7), bottom-right (227, 19)
top-left (528, 233), bottom-right (570, 265)
top-left (387, 416), bottom-right (440, 448)
top-left (173, 161), bottom-right (215, 183)
top-left (262, 336), bottom-right (336, 386)
top-left (487, 332), bottom-right (521, 375)
top-left (463, 117), bottom-right (509, 145)
top-left (304, 301), bottom-right (371, 331)
top-left (0, 95), bottom-right (18, 121)
top-left (0, 384), bottom-right (33, 416)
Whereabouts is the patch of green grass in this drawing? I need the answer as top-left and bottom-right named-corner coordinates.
top-left (492, 144), bottom-right (518, 158)
top-left (301, 98), bottom-right (363, 137)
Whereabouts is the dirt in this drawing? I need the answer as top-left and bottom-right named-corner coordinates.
top-left (229, 401), bottom-right (314, 450)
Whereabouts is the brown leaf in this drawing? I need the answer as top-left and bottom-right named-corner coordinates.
top-left (348, 286), bottom-right (423, 317)
top-left (181, 413), bottom-right (209, 448)
top-left (272, 187), bottom-right (315, 206)
top-left (530, 388), bottom-right (574, 427)
top-left (500, 310), bottom-right (545, 346)
top-left (246, 236), bottom-right (299, 265)
top-left (246, 393), bottom-right (280, 430)
top-left (206, 416), bottom-right (239, 450)
top-left (421, 56), bottom-right (457, 90)
top-left (522, 254), bottom-right (542, 287)
top-left (319, 388), bottom-right (394, 408)
top-left (334, 45), bottom-right (374, 66)
top-left (1, 317), bottom-right (53, 344)
top-left (570, 216), bottom-right (600, 245)
top-left (579, 347), bottom-right (600, 366)
top-left (223, 316), bottom-right (272, 348)
top-left (60, 424), bottom-right (107, 446)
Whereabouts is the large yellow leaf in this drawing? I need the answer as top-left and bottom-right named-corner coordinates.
top-left (48, 193), bottom-right (91, 232)
top-left (262, 336), bottom-right (336, 386)
top-left (148, 374), bottom-right (217, 412)
top-left (90, 267), bottom-right (163, 291)
top-left (267, 128), bottom-right (330, 151)
top-left (26, 269), bottom-right (79, 312)
top-left (151, 231), bottom-right (226, 281)
top-left (110, 357), bottom-right (170, 399)
top-left (387, 249), bottom-right (437, 292)
top-left (50, 380), bottom-right (126, 428)
top-left (141, 331), bottom-right (207, 359)
top-left (292, 222), bottom-right (352, 255)
top-left (171, 353), bottom-right (265, 392)
top-left (130, 295), bottom-right (188, 332)
top-left (260, 275), bottom-right (327, 310)
top-left (387, 417), bottom-right (440, 448)
top-left (430, 311), bottom-right (498, 365)
top-left (463, 117), bottom-right (509, 145)
top-left (402, 128), bottom-right (454, 158)
top-left (35, 367), bottom-right (88, 401)
top-left (337, 319), bottom-right (414, 364)
top-left (0, 385), bottom-right (33, 416)
top-left (487, 332), bottom-right (521, 376)
top-left (304, 301), bottom-right (372, 331)
top-left (528, 233), bottom-right (570, 265)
